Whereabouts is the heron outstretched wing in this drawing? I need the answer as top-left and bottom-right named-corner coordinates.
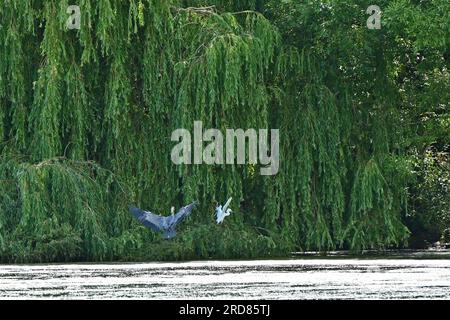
top-left (129, 206), bottom-right (165, 231)
top-left (173, 201), bottom-right (198, 226)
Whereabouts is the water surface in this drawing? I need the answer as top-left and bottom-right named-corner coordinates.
top-left (1, 259), bottom-right (449, 299)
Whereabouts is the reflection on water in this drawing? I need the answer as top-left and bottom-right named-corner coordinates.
top-left (0, 259), bottom-right (450, 299)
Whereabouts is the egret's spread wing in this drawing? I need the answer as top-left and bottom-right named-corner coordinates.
top-left (222, 197), bottom-right (232, 212)
top-left (129, 206), bottom-right (165, 231)
top-left (173, 201), bottom-right (198, 225)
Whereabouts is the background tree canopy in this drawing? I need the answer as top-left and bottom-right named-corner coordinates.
top-left (0, 0), bottom-right (448, 263)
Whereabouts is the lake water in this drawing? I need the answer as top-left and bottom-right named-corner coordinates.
top-left (1, 259), bottom-right (450, 299)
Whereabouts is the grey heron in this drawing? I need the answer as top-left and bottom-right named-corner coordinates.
top-left (129, 201), bottom-right (198, 239)
top-left (215, 197), bottom-right (233, 224)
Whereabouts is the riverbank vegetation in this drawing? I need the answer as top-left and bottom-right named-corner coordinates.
top-left (0, 0), bottom-right (448, 263)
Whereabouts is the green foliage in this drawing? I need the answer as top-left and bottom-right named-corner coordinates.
top-left (128, 223), bottom-right (282, 261)
top-left (406, 148), bottom-right (450, 247)
top-left (345, 159), bottom-right (409, 250)
top-left (0, 0), bottom-right (448, 262)
top-left (0, 155), bottom-right (131, 262)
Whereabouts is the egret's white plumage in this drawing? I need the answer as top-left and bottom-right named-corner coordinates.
top-left (215, 197), bottom-right (233, 224)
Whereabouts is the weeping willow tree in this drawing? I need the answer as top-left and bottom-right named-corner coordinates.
top-left (264, 0), bottom-right (449, 251)
top-left (1, 0), bottom-right (446, 262)
top-left (0, 0), bottom-right (284, 262)
top-left (264, 0), bottom-right (412, 251)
